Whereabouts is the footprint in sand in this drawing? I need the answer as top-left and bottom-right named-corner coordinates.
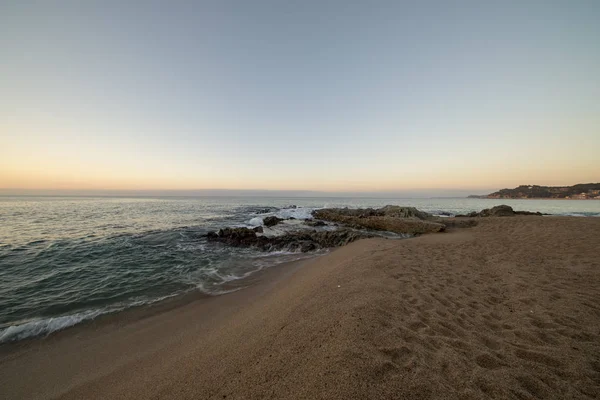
top-left (380, 346), bottom-right (413, 367)
top-left (475, 353), bottom-right (504, 369)
top-left (514, 348), bottom-right (563, 368)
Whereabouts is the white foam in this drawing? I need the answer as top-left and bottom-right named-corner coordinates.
top-left (248, 217), bottom-right (264, 226)
top-left (560, 212), bottom-right (600, 217)
top-left (0, 309), bottom-right (107, 343)
top-left (0, 293), bottom-right (181, 343)
top-left (260, 221), bottom-right (308, 237)
top-left (275, 207), bottom-right (316, 220)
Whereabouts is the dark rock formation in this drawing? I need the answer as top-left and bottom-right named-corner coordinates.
top-left (206, 227), bottom-right (372, 252)
top-left (456, 205), bottom-right (544, 217)
top-left (456, 211), bottom-right (481, 218)
top-left (304, 219), bottom-right (327, 227)
top-left (312, 206), bottom-right (446, 235)
top-left (313, 206), bottom-right (433, 220)
top-left (206, 205), bottom-right (482, 254)
top-left (263, 216), bottom-right (284, 227)
top-left (378, 205), bottom-right (435, 220)
top-left (255, 208), bottom-right (274, 214)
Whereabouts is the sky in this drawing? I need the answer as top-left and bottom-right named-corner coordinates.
top-left (1, 1), bottom-right (599, 195)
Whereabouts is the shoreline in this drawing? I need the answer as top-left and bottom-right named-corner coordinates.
top-left (0, 250), bottom-right (321, 352)
top-left (1, 216), bottom-right (599, 399)
top-left (0, 246), bottom-right (328, 345)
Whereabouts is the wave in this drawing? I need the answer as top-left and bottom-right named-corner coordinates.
top-left (249, 206), bottom-right (318, 221)
top-left (0, 294), bottom-right (180, 344)
top-left (274, 207), bottom-right (317, 220)
top-left (557, 212), bottom-right (600, 217)
top-left (0, 247), bottom-right (324, 344)
top-left (248, 216), bottom-right (264, 226)
top-left (0, 308), bottom-right (109, 343)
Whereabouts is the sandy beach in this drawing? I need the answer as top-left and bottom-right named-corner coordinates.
top-left (1, 216), bottom-right (599, 399)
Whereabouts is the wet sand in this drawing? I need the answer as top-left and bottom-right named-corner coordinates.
top-left (1, 216), bottom-right (599, 399)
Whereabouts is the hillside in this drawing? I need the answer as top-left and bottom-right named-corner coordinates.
top-left (470, 183), bottom-right (600, 199)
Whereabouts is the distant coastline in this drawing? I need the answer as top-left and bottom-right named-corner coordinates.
top-left (469, 183), bottom-right (600, 200)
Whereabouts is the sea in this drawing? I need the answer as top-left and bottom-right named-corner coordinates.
top-left (1, 196), bottom-right (599, 343)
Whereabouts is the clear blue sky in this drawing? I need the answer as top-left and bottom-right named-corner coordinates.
top-left (1, 1), bottom-right (599, 193)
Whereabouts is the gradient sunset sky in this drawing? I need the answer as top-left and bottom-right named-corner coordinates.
top-left (1, 1), bottom-right (599, 194)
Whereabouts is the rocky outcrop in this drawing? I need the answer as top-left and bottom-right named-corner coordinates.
top-left (206, 227), bottom-right (372, 252)
top-left (379, 205), bottom-right (435, 219)
top-left (206, 206), bottom-right (485, 254)
top-left (456, 205), bottom-right (544, 217)
top-left (312, 206), bottom-right (445, 235)
top-left (255, 208), bottom-right (275, 214)
top-left (205, 205), bottom-right (483, 254)
top-left (304, 219), bottom-right (327, 227)
top-left (263, 216), bottom-right (284, 227)
top-left (313, 206), bottom-right (434, 220)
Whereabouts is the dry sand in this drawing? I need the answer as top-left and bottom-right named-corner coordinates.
top-left (1, 216), bottom-right (599, 399)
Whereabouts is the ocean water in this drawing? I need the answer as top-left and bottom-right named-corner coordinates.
top-left (1, 196), bottom-right (598, 343)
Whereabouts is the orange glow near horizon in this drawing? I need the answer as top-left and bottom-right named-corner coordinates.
top-left (2, 154), bottom-right (598, 193)
top-left (3, 115), bottom-right (598, 193)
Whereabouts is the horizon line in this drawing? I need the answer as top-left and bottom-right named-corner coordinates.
top-left (2, 182), bottom-right (597, 195)
top-left (0, 187), bottom-right (491, 198)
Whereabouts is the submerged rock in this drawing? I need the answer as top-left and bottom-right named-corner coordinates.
top-left (456, 205), bottom-right (544, 217)
top-left (263, 216), bottom-right (284, 227)
top-left (206, 227), bottom-right (372, 252)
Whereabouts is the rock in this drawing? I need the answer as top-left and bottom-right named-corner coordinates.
top-left (313, 206), bottom-right (435, 220)
top-left (263, 216), bottom-right (284, 227)
top-left (206, 227), bottom-right (372, 252)
top-left (216, 227), bottom-right (259, 246)
top-left (481, 205), bottom-right (516, 217)
top-left (455, 211), bottom-right (480, 218)
top-left (456, 205), bottom-right (544, 217)
top-left (379, 205), bottom-right (434, 220)
top-left (312, 207), bottom-right (444, 235)
top-left (304, 219), bottom-right (326, 227)
top-left (253, 226), bottom-right (263, 233)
